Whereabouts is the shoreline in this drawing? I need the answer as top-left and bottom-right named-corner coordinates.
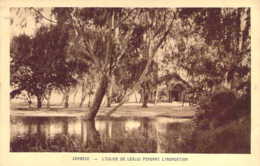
top-left (10, 103), bottom-right (196, 120)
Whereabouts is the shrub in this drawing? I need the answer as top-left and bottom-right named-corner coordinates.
top-left (194, 88), bottom-right (250, 129)
top-left (190, 87), bottom-right (251, 153)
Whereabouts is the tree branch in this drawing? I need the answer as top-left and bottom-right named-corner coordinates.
top-left (30, 8), bottom-right (57, 24)
top-left (105, 15), bottom-right (175, 116)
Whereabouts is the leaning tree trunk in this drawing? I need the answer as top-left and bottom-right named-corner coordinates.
top-left (106, 84), bottom-right (112, 107)
top-left (79, 94), bottom-right (87, 107)
top-left (36, 95), bottom-right (42, 109)
top-left (106, 93), bottom-right (112, 107)
top-left (85, 75), bottom-right (108, 120)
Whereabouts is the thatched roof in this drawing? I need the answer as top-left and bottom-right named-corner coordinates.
top-left (157, 72), bottom-right (191, 89)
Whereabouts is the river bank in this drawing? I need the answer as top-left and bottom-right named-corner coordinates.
top-left (10, 102), bottom-right (196, 119)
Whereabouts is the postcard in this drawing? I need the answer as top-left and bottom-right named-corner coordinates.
top-left (0, 0), bottom-right (260, 166)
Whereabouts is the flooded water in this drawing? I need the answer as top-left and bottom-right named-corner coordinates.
top-left (10, 116), bottom-right (194, 153)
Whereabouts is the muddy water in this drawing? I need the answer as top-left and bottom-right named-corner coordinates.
top-left (10, 116), bottom-right (193, 152)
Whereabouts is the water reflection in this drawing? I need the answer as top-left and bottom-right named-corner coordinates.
top-left (10, 116), bottom-right (192, 152)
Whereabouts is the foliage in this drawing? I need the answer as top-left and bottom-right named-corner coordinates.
top-left (193, 87), bottom-right (250, 130)
top-left (10, 8), bottom-right (250, 119)
top-left (10, 24), bottom-right (86, 106)
top-left (190, 115), bottom-right (250, 153)
top-left (161, 8), bottom-right (250, 95)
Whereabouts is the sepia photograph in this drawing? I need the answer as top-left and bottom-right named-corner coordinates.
top-left (9, 7), bottom-right (251, 153)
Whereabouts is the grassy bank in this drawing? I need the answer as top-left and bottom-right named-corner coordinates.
top-left (10, 103), bottom-right (196, 119)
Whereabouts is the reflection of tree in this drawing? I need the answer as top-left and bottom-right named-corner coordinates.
top-left (12, 117), bottom-right (189, 152)
top-left (154, 120), bottom-right (189, 153)
top-left (62, 118), bottom-right (69, 135)
top-left (81, 120), bottom-right (101, 151)
top-left (155, 122), bottom-right (168, 153)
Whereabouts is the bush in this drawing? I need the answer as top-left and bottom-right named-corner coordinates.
top-left (189, 88), bottom-right (251, 153)
top-left (194, 88), bottom-right (250, 129)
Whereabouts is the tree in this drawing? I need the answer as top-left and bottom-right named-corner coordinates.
top-left (10, 24), bottom-right (80, 108)
top-left (78, 71), bottom-right (96, 108)
top-left (104, 9), bottom-right (177, 115)
top-left (12, 8), bottom-right (196, 117)
top-left (51, 8), bottom-right (177, 119)
top-left (159, 8), bottom-right (250, 101)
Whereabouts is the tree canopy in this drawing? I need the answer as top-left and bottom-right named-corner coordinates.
top-left (10, 8), bottom-right (250, 119)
